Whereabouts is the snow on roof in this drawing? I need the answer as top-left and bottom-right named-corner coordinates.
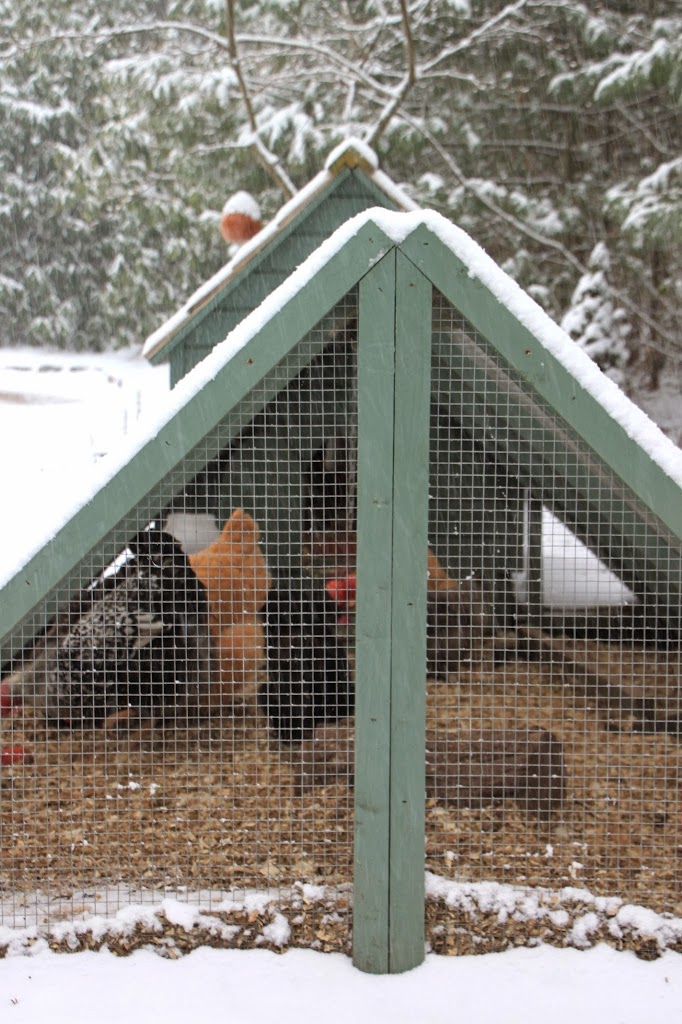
top-left (324, 136), bottom-right (379, 172)
top-left (221, 190), bottom-right (261, 220)
top-left (142, 138), bottom-right (417, 361)
top-left (3, 207), bottom-right (681, 592)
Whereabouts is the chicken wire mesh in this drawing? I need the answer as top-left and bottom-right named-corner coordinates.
top-left (425, 292), bottom-right (682, 916)
top-left (0, 293), bottom-right (359, 939)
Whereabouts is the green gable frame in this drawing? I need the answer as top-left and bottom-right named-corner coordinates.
top-left (1, 219), bottom-right (428, 975)
top-left (400, 225), bottom-right (682, 622)
top-left (0, 220), bottom-right (394, 660)
top-left (2, 211), bottom-right (682, 974)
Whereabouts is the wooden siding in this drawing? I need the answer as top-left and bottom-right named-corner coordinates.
top-left (161, 169), bottom-right (399, 386)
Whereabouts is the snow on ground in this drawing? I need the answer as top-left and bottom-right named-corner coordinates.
top-left (1, 942), bottom-right (681, 1024)
top-left (0, 346), bottom-right (169, 565)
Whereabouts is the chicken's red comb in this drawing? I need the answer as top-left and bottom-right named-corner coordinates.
top-left (0, 681), bottom-right (22, 717)
top-left (326, 573), bottom-right (357, 607)
top-left (1, 744), bottom-right (33, 766)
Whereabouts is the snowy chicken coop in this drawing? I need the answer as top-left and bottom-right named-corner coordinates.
top-left (1, 143), bottom-right (682, 974)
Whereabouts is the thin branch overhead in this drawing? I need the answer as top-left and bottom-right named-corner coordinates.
top-left (366, 0), bottom-right (417, 148)
top-left (406, 116), bottom-right (682, 363)
top-left (225, 0), bottom-right (296, 197)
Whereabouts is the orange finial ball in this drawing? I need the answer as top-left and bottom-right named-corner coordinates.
top-left (220, 191), bottom-right (262, 244)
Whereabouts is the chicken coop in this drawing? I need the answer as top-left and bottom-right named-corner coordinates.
top-left (2, 193), bottom-right (682, 973)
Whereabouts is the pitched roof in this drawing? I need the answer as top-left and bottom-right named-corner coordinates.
top-left (141, 139), bottom-right (418, 365)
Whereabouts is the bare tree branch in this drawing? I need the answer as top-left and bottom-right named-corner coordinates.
top-left (1, 20), bottom-right (231, 57)
top-left (420, 69), bottom-right (484, 89)
top-left (225, 1), bottom-right (296, 198)
top-left (366, 0), bottom-right (417, 148)
top-left (617, 104), bottom-right (674, 159)
top-left (235, 33), bottom-right (398, 101)
top-left (421, 0), bottom-right (530, 73)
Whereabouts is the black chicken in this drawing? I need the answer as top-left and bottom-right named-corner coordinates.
top-left (258, 580), bottom-right (354, 743)
top-left (41, 526), bottom-right (212, 728)
top-left (303, 434), bottom-right (356, 536)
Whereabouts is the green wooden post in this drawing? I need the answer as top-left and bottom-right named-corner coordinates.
top-left (389, 252), bottom-right (430, 972)
top-left (353, 250), bottom-right (430, 974)
top-left (353, 250), bottom-right (396, 974)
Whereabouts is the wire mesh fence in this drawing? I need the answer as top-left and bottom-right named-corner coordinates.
top-left (426, 292), bottom-right (682, 915)
top-left (1, 278), bottom-right (681, 960)
top-left (0, 294), bottom-right (359, 938)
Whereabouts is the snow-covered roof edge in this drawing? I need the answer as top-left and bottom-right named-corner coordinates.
top-left (142, 138), bottom-right (418, 362)
top-left (2, 207), bottom-right (681, 595)
top-left (405, 213), bottom-right (682, 493)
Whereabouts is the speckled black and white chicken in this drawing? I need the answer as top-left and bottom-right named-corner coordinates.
top-left (33, 526), bottom-right (213, 729)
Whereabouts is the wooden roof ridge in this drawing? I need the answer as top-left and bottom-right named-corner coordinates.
top-left (141, 138), bottom-right (418, 363)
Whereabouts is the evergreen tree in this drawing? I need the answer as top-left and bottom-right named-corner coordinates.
top-left (561, 242), bottom-right (630, 383)
top-left (0, 0), bottom-right (679, 384)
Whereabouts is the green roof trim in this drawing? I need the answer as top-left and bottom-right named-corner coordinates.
top-left (401, 226), bottom-right (682, 551)
top-left (146, 168), bottom-right (361, 366)
top-left (145, 158), bottom-right (412, 377)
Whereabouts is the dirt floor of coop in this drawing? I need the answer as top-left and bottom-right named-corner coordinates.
top-left (425, 638), bottom-right (682, 916)
top-left (1, 639), bottom-right (682, 926)
top-left (0, 697), bottom-right (355, 900)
